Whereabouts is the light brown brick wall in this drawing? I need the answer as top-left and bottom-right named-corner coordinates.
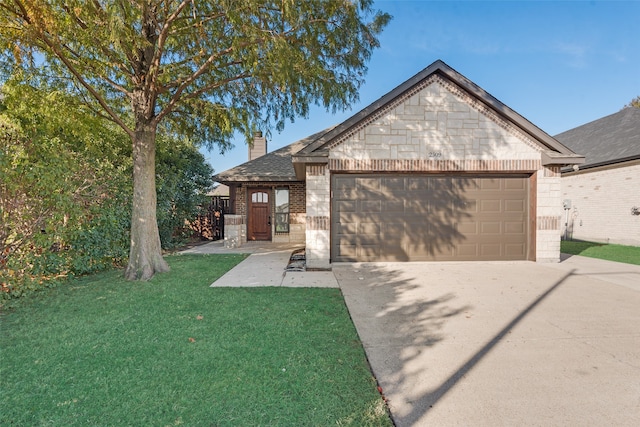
top-left (304, 77), bottom-right (563, 263)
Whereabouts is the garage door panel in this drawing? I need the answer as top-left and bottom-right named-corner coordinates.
top-left (430, 177), bottom-right (454, 191)
top-left (505, 243), bottom-right (526, 258)
top-left (461, 200), bottom-right (478, 213)
top-left (336, 244), bottom-right (357, 259)
top-left (354, 236), bottom-right (383, 246)
top-left (405, 200), bottom-right (430, 215)
top-left (481, 222), bottom-right (502, 234)
top-left (505, 199), bottom-right (526, 212)
top-left (505, 179), bottom-right (526, 190)
top-left (407, 177), bottom-right (430, 191)
top-left (359, 245), bottom-right (381, 259)
top-left (504, 221), bottom-right (525, 234)
top-left (356, 177), bottom-right (381, 191)
top-left (335, 200), bottom-right (356, 213)
top-left (335, 223), bottom-right (358, 236)
top-left (457, 221), bottom-right (478, 235)
top-left (381, 177), bottom-right (405, 192)
top-left (332, 174), bottom-right (529, 262)
top-left (457, 244), bottom-right (480, 257)
top-left (480, 179), bottom-right (502, 190)
top-left (358, 222), bottom-right (381, 235)
top-left (334, 176), bottom-right (356, 189)
top-left (384, 221), bottom-right (405, 233)
top-left (360, 200), bottom-right (382, 213)
top-left (480, 244), bottom-right (502, 258)
top-left (480, 199), bottom-right (502, 213)
top-left (384, 200), bottom-right (405, 212)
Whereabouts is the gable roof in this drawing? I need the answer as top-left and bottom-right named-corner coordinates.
top-left (215, 60), bottom-right (584, 184)
top-left (213, 127), bottom-right (333, 183)
top-left (292, 59), bottom-right (583, 177)
top-left (554, 107), bottom-right (640, 170)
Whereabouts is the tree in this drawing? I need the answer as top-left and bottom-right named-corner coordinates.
top-left (155, 136), bottom-right (213, 248)
top-left (626, 96), bottom-right (640, 108)
top-left (0, 113), bottom-right (122, 296)
top-left (0, 1), bottom-right (390, 280)
top-left (1, 81), bottom-right (132, 297)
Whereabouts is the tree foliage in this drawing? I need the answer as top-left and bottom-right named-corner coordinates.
top-left (0, 112), bottom-right (127, 298)
top-left (156, 135), bottom-right (213, 248)
top-left (0, 78), bottom-right (131, 299)
top-left (1, 0), bottom-right (390, 280)
top-left (626, 96), bottom-right (640, 109)
top-left (1, 76), bottom-right (213, 301)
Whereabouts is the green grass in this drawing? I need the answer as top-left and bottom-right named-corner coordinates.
top-left (561, 240), bottom-right (640, 265)
top-left (1, 254), bottom-right (391, 426)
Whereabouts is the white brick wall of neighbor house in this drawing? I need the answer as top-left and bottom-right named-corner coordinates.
top-left (562, 162), bottom-right (640, 246)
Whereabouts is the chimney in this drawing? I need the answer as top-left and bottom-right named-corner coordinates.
top-left (249, 131), bottom-right (267, 161)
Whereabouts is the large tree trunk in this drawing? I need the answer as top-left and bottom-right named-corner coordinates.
top-left (124, 119), bottom-right (170, 280)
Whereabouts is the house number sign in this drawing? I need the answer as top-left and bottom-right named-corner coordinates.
top-left (428, 151), bottom-right (443, 158)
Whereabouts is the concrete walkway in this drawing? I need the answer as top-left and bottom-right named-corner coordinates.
top-left (182, 241), bottom-right (338, 288)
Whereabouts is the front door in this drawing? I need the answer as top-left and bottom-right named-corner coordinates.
top-left (248, 188), bottom-right (271, 241)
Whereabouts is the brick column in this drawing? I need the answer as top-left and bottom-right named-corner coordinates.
top-left (305, 165), bottom-right (331, 269)
top-left (536, 166), bottom-right (562, 262)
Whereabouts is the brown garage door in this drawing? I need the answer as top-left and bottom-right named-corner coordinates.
top-left (331, 174), bottom-right (529, 262)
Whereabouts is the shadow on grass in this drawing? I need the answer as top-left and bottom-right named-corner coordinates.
top-left (561, 239), bottom-right (606, 256)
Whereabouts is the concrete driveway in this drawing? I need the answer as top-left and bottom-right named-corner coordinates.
top-left (335, 256), bottom-right (640, 426)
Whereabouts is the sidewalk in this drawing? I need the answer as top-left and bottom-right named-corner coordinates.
top-left (546, 253), bottom-right (640, 292)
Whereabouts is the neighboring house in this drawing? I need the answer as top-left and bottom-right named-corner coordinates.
top-left (207, 184), bottom-right (229, 198)
top-left (555, 107), bottom-right (640, 246)
top-left (214, 60), bottom-right (584, 268)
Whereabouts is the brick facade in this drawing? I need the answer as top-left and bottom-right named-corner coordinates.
top-left (226, 181), bottom-right (306, 245)
top-left (561, 162), bottom-right (640, 246)
top-left (305, 165), bottom-right (331, 269)
top-left (304, 78), bottom-right (562, 264)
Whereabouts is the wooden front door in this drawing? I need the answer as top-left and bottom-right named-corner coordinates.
top-left (248, 188), bottom-right (271, 241)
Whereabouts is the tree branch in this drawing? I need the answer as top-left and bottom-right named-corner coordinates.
top-left (47, 39), bottom-right (134, 138)
top-left (9, 1), bottom-right (135, 138)
top-left (155, 71), bottom-right (251, 124)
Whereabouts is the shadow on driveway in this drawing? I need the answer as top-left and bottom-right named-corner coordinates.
top-left (336, 261), bottom-right (640, 426)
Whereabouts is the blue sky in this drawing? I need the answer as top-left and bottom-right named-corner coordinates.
top-left (205, 0), bottom-right (640, 175)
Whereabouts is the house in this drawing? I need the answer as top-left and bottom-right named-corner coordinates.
top-left (214, 60), bottom-right (584, 268)
top-left (555, 107), bottom-right (640, 246)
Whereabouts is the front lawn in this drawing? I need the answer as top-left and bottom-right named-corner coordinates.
top-left (1, 254), bottom-right (391, 426)
top-left (561, 240), bottom-right (640, 265)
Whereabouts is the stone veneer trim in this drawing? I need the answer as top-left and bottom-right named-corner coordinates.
top-left (329, 158), bottom-right (542, 172)
top-left (306, 216), bottom-right (330, 231)
top-left (307, 165), bottom-right (327, 176)
top-left (224, 215), bottom-right (244, 225)
top-left (537, 216), bottom-right (560, 230)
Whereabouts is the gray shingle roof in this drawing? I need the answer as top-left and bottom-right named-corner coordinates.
top-left (213, 127), bottom-right (334, 183)
top-left (554, 107), bottom-right (640, 169)
top-left (215, 60), bottom-right (588, 183)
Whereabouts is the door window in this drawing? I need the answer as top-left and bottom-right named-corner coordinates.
top-left (251, 192), bottom-right (268, 203)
